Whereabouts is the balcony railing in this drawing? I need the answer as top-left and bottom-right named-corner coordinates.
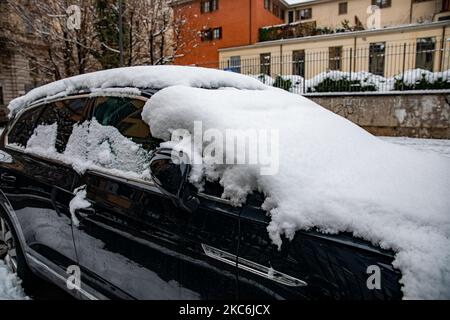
top-left (259, 18), bottom-right (365, 42)
top-left (259, 21), bottom-right (317, 42)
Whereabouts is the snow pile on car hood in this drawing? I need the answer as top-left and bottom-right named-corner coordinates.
top-left (142, 85), bottom-right (450, 299)
top-left (8, 66), bottom-right (267, 117)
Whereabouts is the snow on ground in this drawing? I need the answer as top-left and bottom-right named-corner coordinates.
top-left (381, 137), bottom-right (450, 158)
top-left (0, 261), bottom-right (28, 300)
top-left (144, 86), bottom-right (450, 299)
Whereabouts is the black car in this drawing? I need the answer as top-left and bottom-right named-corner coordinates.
top-left (0, 84), bottom-right (403, 300)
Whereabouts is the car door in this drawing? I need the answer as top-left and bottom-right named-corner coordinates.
top-left (67, 96), bottom-right (192, 299)
top-left (235, 194), bottom-right (403, 300)
top-left (1, 97), bottom-right (90, 272)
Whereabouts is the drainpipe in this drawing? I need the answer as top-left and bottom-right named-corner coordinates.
top-left (409, 0), bottom-right (413, 24)
top-left (249, 0), bottom-right (252, 44)
top-left (280, 44), bottom-right (283, 75)
top-left (439, 26), bottom-right (446, 71)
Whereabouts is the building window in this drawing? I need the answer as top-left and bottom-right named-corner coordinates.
top-left (230, 56), bottom-right (241, 73)
top-left (372, 0), bottom-right (391, 8)
top-left (416, 37), bottom-right (436, 71)
top-left (201, 0), bottom-right (219, 13)
top-left (201, 27), bottom-right (222, 41)
top-left (201, 29), bottom-right (212, 41)
top-left (298, 8), bottom-right (312, 20)
top-left (264, 0), bottom-right (271, 10)
top-left (212, 27), bottom-right (222, 40)
top-left (272, 2), bottom-right (279, 16)
top-left (292, 50), bottom-right (305, 77)
top-left (369, 42), bottom-right (385, 76)
top-left (339, 2), bottom-right (348, 15)
top-left (329, 46), bottom-right (342, 70)
top-left (288, 11), bottom-right (294, 23)
top-left (260, 53), bottom-right (271, 75)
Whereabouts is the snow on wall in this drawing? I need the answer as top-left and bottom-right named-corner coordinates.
top-left (143, 85), bottom-right (450, 299)
top-left (8, 66), bottom-right (268, 117)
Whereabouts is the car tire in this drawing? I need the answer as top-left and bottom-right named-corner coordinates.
top-left (0, 209), bottom-right (35, 284)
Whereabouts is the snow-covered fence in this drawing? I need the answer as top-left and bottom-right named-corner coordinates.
top-left (219, 42), bottom-right (450, 94)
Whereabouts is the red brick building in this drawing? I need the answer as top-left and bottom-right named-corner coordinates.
top-left (171, 0), bottom-right (285, 67)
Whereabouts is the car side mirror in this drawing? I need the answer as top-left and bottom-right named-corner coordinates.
top-left (149, 148), bottom-right (199, 213)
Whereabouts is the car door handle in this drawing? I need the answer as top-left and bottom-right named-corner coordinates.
top-left (1, 173), bottom-right (16, 183)
top-left (202, 244), bottom-right (307, 287)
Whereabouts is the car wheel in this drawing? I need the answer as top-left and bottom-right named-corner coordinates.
top-left (0, 210), bottom-right (34, 283)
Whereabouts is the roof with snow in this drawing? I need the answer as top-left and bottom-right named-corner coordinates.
top-left (8, 66), bottom-right (268, 117)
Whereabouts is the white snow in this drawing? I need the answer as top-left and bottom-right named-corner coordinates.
top-left (8, 66), bottom-right (267, 117)
top-left (395, 69), bottom-right (450, 86)
top-left (143, 85), bottom-right (450, 299)
top-left (25, 123), bottom-right (58, 155)
top-left (0, 261), bottom-right (28, 300)
top-left (381, 136), bottom-right (450, 158)
top-left (69, 185), bottom-right (91, 227)
top-left (16, 120), bottom-right (152, 181)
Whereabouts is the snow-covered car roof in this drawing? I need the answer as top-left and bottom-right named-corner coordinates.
top-left (8, 66), bottom-right (268, 117)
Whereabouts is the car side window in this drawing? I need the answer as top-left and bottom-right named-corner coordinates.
top-left (7, 105), bottom-right (45, 147)
top-left (93, 96), bottom-right (161, 151)
top-left (36, 98), bottom-right (87, 153)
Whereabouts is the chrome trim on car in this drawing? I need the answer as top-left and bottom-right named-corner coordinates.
top-left (26, 253), bottom-right (99, 300)
top-left (202, 243), bottom-right (307, 287)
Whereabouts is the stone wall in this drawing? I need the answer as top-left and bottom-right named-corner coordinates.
top-left (309, 93), bottom-right (450, 139)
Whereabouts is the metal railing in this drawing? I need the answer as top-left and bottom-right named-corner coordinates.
top-left (217, 41), bottom-right (450, 94)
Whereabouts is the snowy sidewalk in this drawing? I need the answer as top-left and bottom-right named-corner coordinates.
top-left (380, 137), bottom-right (450, 158)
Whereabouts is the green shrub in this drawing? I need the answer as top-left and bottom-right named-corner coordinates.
top-left (394, 74), bottom-right (450, 90)
top-left (310, 78), bottom-right (377, 93)
top-left (273, 76), bottom-right (292, 91)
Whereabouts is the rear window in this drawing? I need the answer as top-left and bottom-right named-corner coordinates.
top-left (7, 98), bottom-right (89, 152)
top-left (37, 98), bottom-right (87, 152)
top-left (8, 105), bottom-right (45, 147)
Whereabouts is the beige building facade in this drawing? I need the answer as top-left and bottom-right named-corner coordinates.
top-left (282, 0), bottom-right (448, 28)
top-left (219, 0), bottom-right (450, 80)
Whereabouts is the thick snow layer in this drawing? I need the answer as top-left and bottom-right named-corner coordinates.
top-left (0, 261), bottom-right (28, 300)
top-left (143, 86), bottom-right (450, 299)
top-left (8, 66), bottom-right (267, 117)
